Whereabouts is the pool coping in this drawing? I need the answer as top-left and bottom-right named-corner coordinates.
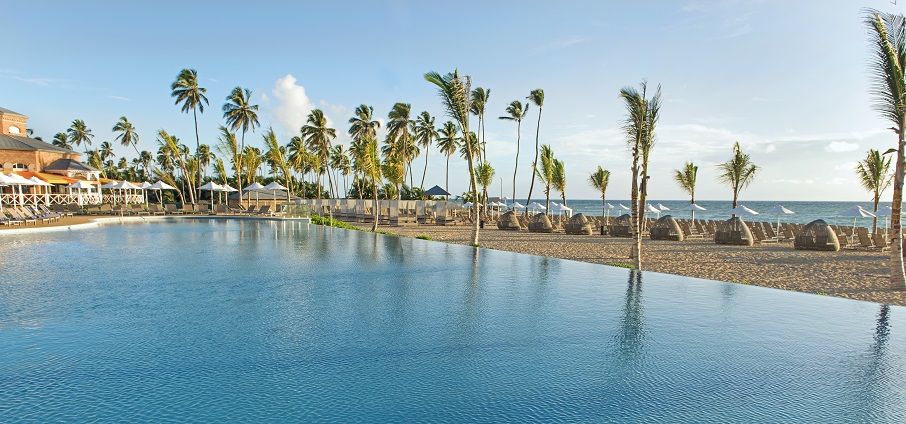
top-left (0, 215), bottom-right (311, 235)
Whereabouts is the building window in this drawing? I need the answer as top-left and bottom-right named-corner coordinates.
top-left (8, 126), bottom-right (20, 134)
top-left (11, 163), bottom-right (27, 170)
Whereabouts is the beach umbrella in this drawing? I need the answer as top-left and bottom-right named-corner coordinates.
top-left (263, 181), bottom-right (290, 207)
top-left (463, 201), bottom-right (482, 207)
top-left (199, 181), bottom-right (222, 205)
top-left (527, 201), bottom-right (546, 214)
top-left (139, 181), bottom-right (153, 206)
top-left (876, 206), bottom-right (895, 234)
top-left (244, 182), bottom-right (265, 208)
top-left (618, 203), bottom-right (630, 211)
top-left (111, 180), bottom-right (140, 205)
top-left (67, 180), bottom-right (95, 206)
top-left (839, 206), bottom-right (876, 245)
top-left (657, 203), bottom-right (670, 211)
top-left (0, 173), bottom-right (17, 209)
top-left (512, 201), bottom-right (526, 210)
top-left (423, 185), bottom-right (451, 197)
top-left (219, 183), bottom-right (238, 207)
top-left (765, 205), bottom-right (795, 233)
top-left (680, 202), bottom-right (707, 221)
top-left (728, 205), bottom-right (759, 217)
top-left (7, 173), bottom-right (35, 207)
top-left (549, 202), bottom-right (573, 217)
top-left (28, 177), bottom-right (53, 206)
top-left (148, 181), bottom-right (177, 207)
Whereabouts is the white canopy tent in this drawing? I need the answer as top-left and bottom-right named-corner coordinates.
top-left (243, 182), bottom-right (266, 208)
top-left (729, 205), bottom-right (759, 217)
top-left (765, 205), bottom-right (795, 233)
top-left (680, 202), bottom-right (707, 221)
top-left (147, 181), bottom-right (178, 207)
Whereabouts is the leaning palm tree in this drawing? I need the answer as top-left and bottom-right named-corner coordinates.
top-left (470, 87), bottom-right (490, 162)
top-left (499, 100), bottom-right (529, 203)
top-left (588, 166), bottom-right (611, 218)
top-left (67, 119), bottom-right (94, 152)
top-left (215, 126), bottom-right (241, 191)
top-left (171, 69), bottom-right (209, 199)
top-left (856, 149), bottom-right (893, 235)
top-left (534, 144), bottom-right (556, 212)
top-left (525, 89), bottom-right (544, 214)
top-left (52, 132), bottom-right (72, 150)
top-left (674, 162), bottom-right (699, 204)
top-left (222, 86), bottom-right (260, 190)
top-left (112, 116), bottom-right (140, 156)
top-left (425, 69), bottom-right (480, 245)
top-left (717, 142), bottom-right (758, 209)
top-left (552, 158), bottom-right (566, 206)
top-left (301, 109), bottom-right (338, 198)
top-left (158, 129), bottom-right (195, 204)
top-left (263, 127), bottom-right (293, 191)
top-left (620, 81), bottom-right (662, 270)
top-left (866, 10), bottom-right (906, 290)
top-left (413, 111), bottom-right (438, 190)
top-left (436, 121), bottom-right (458, 194)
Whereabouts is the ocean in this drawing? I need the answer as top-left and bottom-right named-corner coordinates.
top-left (502, 199), bottom-right (894, 229)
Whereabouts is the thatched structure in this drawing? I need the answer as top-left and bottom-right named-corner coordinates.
top-left (794, 219), bottom-right (840, 251)
top-left (650, 215), bottom-right (684, 241)
top-left (527, 213), bottom-right (553, 233)
top-left (609, 214), bottom-right (632, 238)
top-left (497, 211), bottom-right (522, 231)
top-left (714, 217), bottom-right (754, 246)
top-left (565, 213), bottom-right (593, 235)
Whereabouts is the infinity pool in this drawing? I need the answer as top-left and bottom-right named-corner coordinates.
top-left (1, 220), bottom-right (905, 422)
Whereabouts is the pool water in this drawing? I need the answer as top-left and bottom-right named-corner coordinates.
top-left (1, 220), bottom-right (905, 422)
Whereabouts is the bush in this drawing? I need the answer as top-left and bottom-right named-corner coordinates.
top-left (310, 215), bottom-right (358, 230)
top-left (609, 262), bottom-right (634, 269)
top-left (415, 235), bottom-right (432, 240)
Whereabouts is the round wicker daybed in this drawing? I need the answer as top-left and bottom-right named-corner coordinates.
top-left (650, 215), bottom-right (684, 241)
top-left (565, 213), bottom-right (593, 235)
top-left (496, 211), bottom-right (522, 231)
top-left (609, 214), bottom-right (632, 238)
top-left (527, 213), bottom-right (554, 233)
top-left (794, 219), bottom-right (840, 251)
top-left (714, 216), bottom-right (754, 246)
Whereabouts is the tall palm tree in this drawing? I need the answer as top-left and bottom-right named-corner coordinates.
top-left (674, 162), bottom-right (699, 204)
top-left (425, 69), bottom-right (480, 245)
top-left (171, 69), bottom-right (209, 199)
top-left (857, 149), bottom-right (893, 235)
top-left (197, 144), bottom-right (214, 181)
top-left (499, 100), bottom-right (529, 203)
top-left (381, 156), bottom-right (406, 200)
top-left (301, 109), bottom-right (338, 198)
top-left (386, 102), bottom-right (417, 188)
top-left (158, 129), bottom-right (195, 204)
top-left (717, 142), bottom-right (758, 209)
top-left (112, 116), bottom-right (141, 156)
top-left (330, 144), bottom-right (351, 197)
top-left (349, 105), bottom-right (381, 199)
top-left (99, 141), bottom-right (116, 162)
top-left (476, 161), bottom-right (495, 217)
top-left (470, 87), bottom-right (490, 162)
top-left (213, 158), bottom-right (228, 185)
top-left (620, 81), bottom-right (662, 270)
top-left (222, 86), bottom-right (260, 190)
top-left (263, 127), bottom-right (292, 191)
top-left (362, 135), bottom-right (382, 231)
top-left (588, 166), bottom-right (611, 218)
top-left (52, 132), bottom-right (72, 150)
top-left (139, 150), bottom-right (153, 178)
top-left (534, 144), bottom-right (556, 212)
top-left (67, 119), bottom-right (94, 152)
top-left (552, 158), bottom-right (566, 206)
top-left (215, 126), bottom-right (241, 189)
top-left (866, 10), bottom-right (906, 290)
top-left (414, 111), bottom-right (438, 190)
top-left (525, 89), bottom-right (544, 214)
top-left (436, 121), bottom-right (458, 194)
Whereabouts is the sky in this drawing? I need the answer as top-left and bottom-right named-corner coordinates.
top-left (2, 0), bottom-right (902, 201)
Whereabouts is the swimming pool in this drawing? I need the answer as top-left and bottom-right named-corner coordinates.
top-left (1, 219), bottom-right (904, 422)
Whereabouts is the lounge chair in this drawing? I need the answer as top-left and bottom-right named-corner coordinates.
top-left (8, 208), bottom-right (35, 225)
top-left (239, 205), bottom-right (256, 215)
top-left (872, 233), bottom-right (891, 252)
top-left (178, 204), bottom-right (194, 214)
top-left (213, 204), bottom-right (229, 215)
top-left (165, 204), bottom-right (181, 214)
top-left (67, 204), bottom-right (82, 215)
top-left (254, 205), bottom-right (271, 216)
top-left (148, 204), bottom-right (166, 215)
top-left (131, 204), bottom-right (149, 216)
top-left (856, 228), bottom-right (875, 250)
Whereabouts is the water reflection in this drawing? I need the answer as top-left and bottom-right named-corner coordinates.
top-left (616, 269), bottom-right (645, 359)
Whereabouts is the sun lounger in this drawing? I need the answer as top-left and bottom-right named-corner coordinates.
top-left (178, 204), bottom-right (195, 214)
top-left (254, 205), bottom-right (271, 216)
top-left (856, 228), bottom-right (875, 250)
top-left (8, 208), bottom-right (35, 225)
top-left (131, 204), bottom-right (149, 216)
top-left (165, 204), bottom-right (181, 214)
top-left (148, 204), bottom-right (166, 215)
top-left (872, 233), bottom-right (891, 252)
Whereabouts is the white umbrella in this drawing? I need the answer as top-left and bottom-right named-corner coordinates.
top-left (765, 205), bottom-right (795, 233)
top-left (527, 201), bottom-right (546, 214)
top-left (7, 173), bottom-right (35, 207)
top-left (463, 201), bottom-right (482, 207)
top-left (148, 180), bottom-right (177, 207)
top-left (28, 176), bottom-right (53, 206)
top-left (67, 180), bottom-right (95, 206)
top-left (139, 181), bottom-right (153, 206)
top-left (112, 180), bottom-right (140, 205)
top-left (244, 182), bottom-right (265, 208)
top-left (644, 203), bottom-right (660, 213)
top-left (681, 202), bottom-right (707, 221)
top-left (218, 183), bottom-right (238, 207)
top-left (263, 181), bottom-right (290, 207)
top-left (657, 203), bottom-right (670, 211)
top-left (876, 206), bottom-right (895, 234)
top-left (839, 206), bottom-right (876, 245)
top-left (618, 203), bottom-right (630, 211)
top-left (512, 201), bottom-right (526, 209)
top-left (549, 202), bottom-right (573, 216)
top-left (99, 180), bottom-right (118, 204)
top-left (729, 205), bottom-right (759, 216)
top-left (0, 173), bottom-right (20, 209)
top-left (199, 181), bottom-right (222, 205)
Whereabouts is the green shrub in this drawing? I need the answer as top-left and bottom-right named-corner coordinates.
top-left (310, 215), bottom-right (358, 230)
top-left (416, 235), bottom-right (432, 240)
top-left (609, 262), bottom-right (634, 269)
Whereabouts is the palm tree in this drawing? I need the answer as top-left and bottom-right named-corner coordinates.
top-left (674, 162), bottom-right (699, 204)
top-left (476, 161), bottom-right (495, 217)
top-left (99, 141), bottom-right (116, 162)
top-left (301, 109), bottom-right (338, 198)
top-left (414, 111), bottom-right (438, 190)
top-left (158, 129), bottom-right (195, 204)
top-left (525, 89), bottom-right (544, 214)
top-left (588, 166), bottom-right (611, 218)
top-left (425, 69), bottom-right (480, 245)
top-left (330, 144), bottom-right (351, 197)
top-left (112, 116), bottom-right (141, 156)
top-left (222, 86), bottom-right (260, 190)
top-left (436, 121), bottom-right (458, 195)
top-left (197, 144), bottom-right (214, 181)
top-left (171, 69), bottom-right (209, 199)
top-left (67, 119), bottom-right (94, 152)
top-left (362, 135), bottom-right (382, 231)
top-left (499, 100), bottom-right (529, 203)
top-left (215, 126), bottom-right (241, 188)
top-left (386, 102), bottom-right (417, 188)
top-left (349, 105), bottom-right (381, 199)
top-left (381, 156), bottom-right (406, 200)
top-left (552, 158), bottom-right (566, 206)
top-left (534, 144), bottom-right (556, 212)
top-left (857, 149), bottom-right (893, 235)
top-left (620, 81), bottom-right (662, 270)
top-left (139, 150), bottom-right (153, 178)
top-left (470, 87), bottom-right (490, 162)
top-left (52, 132), bottom-right (72, 150)
top-left (213, 158), bottom-right (228, 185)
top-left (717, 142), bottom-right (758, 209)
top-left (866, 10), bottom-right (906, 290)
top-left (263, 127), bottom-right (292, 192)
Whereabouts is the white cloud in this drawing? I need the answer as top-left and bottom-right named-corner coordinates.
top-left (826, 141), bottom-right (859, 153)
top-left (269, 74), bottom-right (317, 136)
top-left (107, 95), bottom-right (131, 102)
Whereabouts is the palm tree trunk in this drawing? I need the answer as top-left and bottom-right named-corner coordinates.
top-left (630, 153), bottom-right (641, 270)
top-left (526, 107), bottom-right (542, 213)
top-left (890, 128), bottom-right (906, 290)
top-left (420, 149), bottom-right (429, 191)
top-left (238, 131), bottom-right (246, 193)
top-left (372, 180), bottom-right (379, 232)
top-left (513, 120), bottom-right (521, 203)
top-left (193, 108), bottom-right (202, 204)
top-left (445, 156), bottom-right (450, 194)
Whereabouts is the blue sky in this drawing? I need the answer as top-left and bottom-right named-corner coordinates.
top-left (2, 0), bottom-right (900, 201)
